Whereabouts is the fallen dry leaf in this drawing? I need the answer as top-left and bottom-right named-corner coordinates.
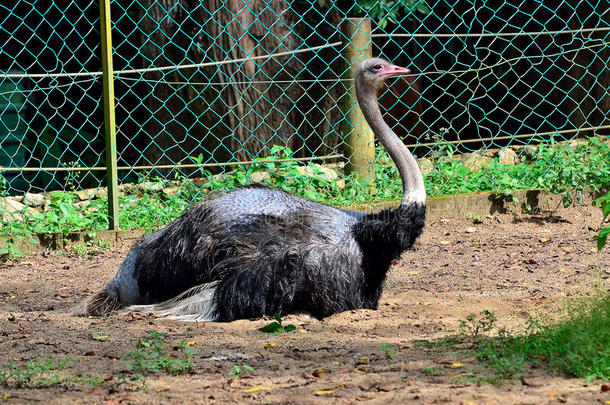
top-left (90, 333), bottom-right (110, 341)
top-left (242, 386), bottom-right (271, 392)
top-left (312, 369), bottom-right (330, 377)
top-left (313, 389), bottom-right (335, 396)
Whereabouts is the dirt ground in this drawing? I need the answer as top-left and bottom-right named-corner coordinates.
top-left (1, 203), bottom-right (609, 404)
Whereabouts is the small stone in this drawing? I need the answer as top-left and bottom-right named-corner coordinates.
top-left (295, 165), bottom-right (338, 180)
top-left (1, 197), bottom-right (25, 213)
top-left (119, 183), bottom-right (137, 194)
top-left (94, 187), bottom-right (108, 200)
top-left (0, 197), bottom-right (38, 221)
top-left (465, 226), bottom-right (477, 233)
top-left (249, 171), bottom-right (270, 182)
top-left (162, 187), bottom-right (178, 197)
top-left (138, 182), bottom-right (163, 193)
top-left (76, 189), bottom-right (96, 201)
top-left (74, 201), bottom-right (90, 210)
top-left (498, 148), bottom-right (517, 165)
top-left (463, 153), bottom-right (493, 172)
top-left (417, 158), bottom-right (434, 175)
top-left (521, 145), bottom-right (537, 159)
top-left (23, 192), bottom-right (44, 207)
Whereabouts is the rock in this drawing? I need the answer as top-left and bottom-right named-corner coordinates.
top-left (498, 148), bottom-right (517, 165)
top-left (417, 158), bottom-right (434, 175)
top-left (94, 187), bottom-right (108, 200)
top-left (295, 165), bottom-right (338, 180)
top-left (1, 197), bottom-right (25, 221)
top-left (137, 182), bottom-right (163, 193)
top-left (249, 171), bottom-right (270, 182)
top-left (23, 192), bottom-right (44, 207)
top-left (465, 226), bottom-right (477, 233)
top-left (162, 187), bottom-right (178, 198)
top-left (76, 189), bottom-right (96, 201)
top-left (521, 145), bottom-right (537, 160)
top-left (119, 183), bottom-right (137, 194)
top-left (74, 201), bottom-right (90, 210)
top-left (463, 153), bottom-right (493, 172)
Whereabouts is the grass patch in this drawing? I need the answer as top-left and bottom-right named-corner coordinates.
top-left (123, 331), bottom-right (196, 376)
top-left (0, 358), bottom-right (75, 388)
top-left (478, 296), bottom-right (610, 380)
top-left (1, 137), bottom-right (609, 245)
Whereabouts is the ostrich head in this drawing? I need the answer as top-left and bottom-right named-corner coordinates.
top-left (354, 57), bottom-right (426, 206)
top-left (355, 58), bottom-right (411, 94)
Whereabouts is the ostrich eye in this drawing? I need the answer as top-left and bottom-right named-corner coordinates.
top-left (372, 64), bottom-right (382, 71)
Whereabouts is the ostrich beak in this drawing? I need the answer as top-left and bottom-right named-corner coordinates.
top-left (379, 64), bottom-right (411, 77)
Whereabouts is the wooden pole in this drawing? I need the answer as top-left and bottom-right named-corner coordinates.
top-left (99, 0), bottom-right (119, 230)
top-left (341, 17), bottom-right (374, 186)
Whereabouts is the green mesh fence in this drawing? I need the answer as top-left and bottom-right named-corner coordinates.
top-left (1, 0), bottom-right (609, 233)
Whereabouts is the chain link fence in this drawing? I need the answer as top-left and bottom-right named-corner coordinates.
top-left (1, 0), bottom-right (609, 232)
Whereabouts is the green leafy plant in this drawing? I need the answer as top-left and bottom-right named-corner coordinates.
top-left (2, 137), bottom-right (609, 239)
top-left (595, 191), bottom-right (610, 250)
top-left (379, 343), bottom-right (396, 363)
top-left (228, 364), bottom-right (253, 379)
top-left (421, 366), bottom-right (441, 376)
top-left (355, 0), bottom-right (431, 28)
top-left (0, 225), bottom-right (38, 261)
top-left (258, 313), bottom-right (296, 336)
top-left (0, 358), bottom-right (74, 388)
top-left (458, 310), bottom-right (498, 338)
top-left (122, 331), bottom-right (195, 376)
top-left (68, 233), bottom-right (111, 256)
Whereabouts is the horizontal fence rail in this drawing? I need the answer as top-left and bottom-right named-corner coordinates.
top-left (0, 0), bottom-right (609, 233)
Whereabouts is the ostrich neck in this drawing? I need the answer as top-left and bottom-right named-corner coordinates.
top-left (356, 84), bottom-right (426, 205)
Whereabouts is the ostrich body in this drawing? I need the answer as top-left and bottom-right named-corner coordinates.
top-left (85, 58), bottom-right (426, 321)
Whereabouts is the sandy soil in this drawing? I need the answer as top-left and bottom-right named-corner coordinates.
top-left (0, 204), bottom-right (609, 404)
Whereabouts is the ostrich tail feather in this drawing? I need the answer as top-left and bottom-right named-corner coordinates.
top-left (75, 290), bottom-right (122, 317)
top-left (123, 281), bottom-right (220, 322)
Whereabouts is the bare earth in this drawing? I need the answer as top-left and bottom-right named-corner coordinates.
top-left (1, 204), bottom-right (609, 404)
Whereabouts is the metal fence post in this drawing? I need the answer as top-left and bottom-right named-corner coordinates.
top-left (341, 17), bottom-right (374, 187)
top-left (99, 0), bottom-right (119, 230)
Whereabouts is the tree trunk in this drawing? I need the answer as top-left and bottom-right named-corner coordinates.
top-left (133, 0), bottom-right (342, 170)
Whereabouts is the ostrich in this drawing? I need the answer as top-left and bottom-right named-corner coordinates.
top-left (84, 58), bottom-right (426, 321)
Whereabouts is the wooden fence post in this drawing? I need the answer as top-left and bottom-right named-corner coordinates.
top-left (99, 0), bottom-right (119, 230)
top-left (341, 17), bottom-right (374, 186)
